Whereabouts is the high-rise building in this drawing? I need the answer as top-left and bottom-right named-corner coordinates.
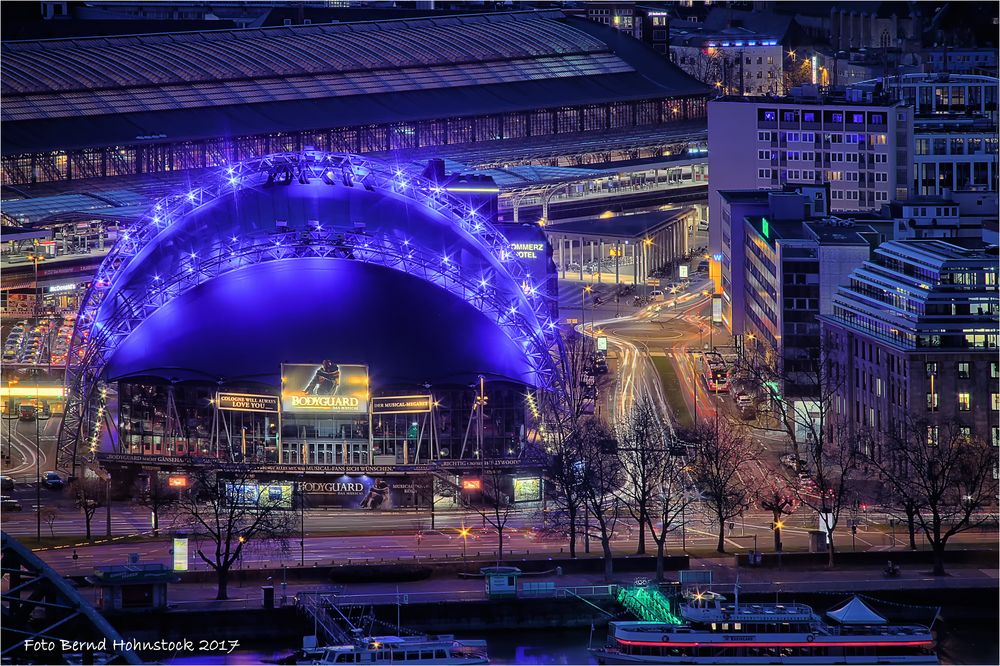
top-left (708, 86), bottom-right (913, 331)
top-left (820, 240), bottom-right (999, 448)
top-left (720, 186), bottom-right (884, 411)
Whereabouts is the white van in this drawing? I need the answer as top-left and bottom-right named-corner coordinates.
top-left (649, 290), bottom-right (665, 302)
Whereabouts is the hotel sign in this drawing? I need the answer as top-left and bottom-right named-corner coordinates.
top-left (217, 392), bottom-right (279, 413)
top-left (372, 395), bottom-right (433, 414)
top-left (510, 242), bottom-right (546, 260)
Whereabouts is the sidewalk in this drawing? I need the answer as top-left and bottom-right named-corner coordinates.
top-left (77, 558), bottom-right (997, 613)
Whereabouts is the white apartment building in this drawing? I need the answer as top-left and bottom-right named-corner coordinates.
top-left (670, 31), bottom-right (784, 96)
top-left (708, 87), bottom-right (913, 331)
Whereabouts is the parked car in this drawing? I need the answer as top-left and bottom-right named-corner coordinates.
top-left (1, 475), bottom-right (14, 493)
top-left (1, 497), bottom-right (23, 512)
top-left (42, 471), bottom-right (65, 489)
top-left (649, 290), bottom-right (664, 301)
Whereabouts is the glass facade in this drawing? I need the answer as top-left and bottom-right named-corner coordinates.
top-left (116, 381), bottom-right (528, 466)
top-left (2, 96), bottom-right (708, 186)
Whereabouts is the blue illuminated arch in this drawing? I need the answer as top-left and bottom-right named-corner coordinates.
top-left (57, 151), bottom-right (561, 472)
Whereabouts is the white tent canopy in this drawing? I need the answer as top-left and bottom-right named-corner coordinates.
top-left (827, 596), bottom-right (888, 625)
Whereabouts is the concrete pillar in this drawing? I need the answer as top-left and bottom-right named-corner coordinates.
top-left (578, 240), bottom-right (584, 281)
top-left (599, 240), bottom-right (605, 283)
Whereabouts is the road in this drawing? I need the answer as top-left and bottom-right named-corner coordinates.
top-left (27, 507), bottom-right (998, 577)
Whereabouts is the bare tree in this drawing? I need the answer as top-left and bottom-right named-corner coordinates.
top-left (41, 507), bottom-right (58, 538)
top-left (617, 398), bottom-right (666, 555)
top-left (74, 476), bottom-right (106, 542)
top-left (685, 422), bottom-right (756, 553)
top-left (645, 445), bottom-right (697, 581)
top-left (467, 464), bottom-right (515, 565)
top-left (134, 473), bottom-right (178, 537)
top-left (175, 461), bottom-right (294, 599)
top-left (759, 482), bottom-right (798, 552)
top-left (736, 335), bottom-right (857, 566)
top-left (578, 419), bottom-right (622, 580)
top-left (536, 330), bottom-right (598, 557)
top-left (863, 422), bottom-right (999, 575)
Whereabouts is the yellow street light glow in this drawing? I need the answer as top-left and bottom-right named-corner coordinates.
top-left (599, 210), bottom-right (615, 219)
top-left (643, 237), bottom-right (653, 246)
top-left (774, 520), bottom-right (784, 529)
top-left (0, 386), bottom-right (66, 398)
top-left (458, 528), bottom-right (471, 537)
top-left (584, 285), bottom-right (593, 293)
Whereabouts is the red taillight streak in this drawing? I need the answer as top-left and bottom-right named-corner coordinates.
top-left (616, 639), bottom-right (932, 648)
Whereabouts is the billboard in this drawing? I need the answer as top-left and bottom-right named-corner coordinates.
top-left (225, 482), bottom-right (295, 509)
top-left (217, 392), bottom-right (279, 413)
top-left (679, 265), bottom-right (689, 280)
top-left (513, 476), bottom-right (542, 503)
top-left (712, 295), bottom-right (723, 323)
top-left (281, 362), bottom-right (369, 414)
top-left (596, 336), bottom-right (608, 352)
top-left (372, 395), bottom-right (433, 415)
top-left (299, 475), bottom-right (430, 510)
top-left (172, 537), bottom-right (188, 571)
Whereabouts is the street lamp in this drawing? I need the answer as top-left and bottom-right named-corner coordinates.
top-left (459, 526), bottom-right (470, 561)
top-left (582, 285), bottom-right (592, 335)
top-left (3, 377), bottom-right (18, 464)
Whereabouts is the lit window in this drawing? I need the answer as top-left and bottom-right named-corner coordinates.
top-left (927, 426), bottom-right (939, 446)
top-left (993, 393), bottom-right (1000, 411)
top-left (992, 362), bottom-right (999, 379)
top-left (993, 427), bottom-right (999, 447)
top-left (925, 362), bottom-right (938, 377)
top-left (958, 362), bottom-right (971, 379)
top-left (958, 392), bottom-right (971, 411)
top-left (926, 393), bottom-right (939, 412)
top-left (959, 427), bottom-right (972, 440)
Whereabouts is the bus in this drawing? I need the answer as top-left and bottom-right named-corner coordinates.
top-left (702, 355), bottom-right (730, 393)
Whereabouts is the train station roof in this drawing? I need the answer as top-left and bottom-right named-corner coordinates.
top-left (546, 208), bottom-right (693, 240)
top-left (2, 10), bottom-right (707, 155)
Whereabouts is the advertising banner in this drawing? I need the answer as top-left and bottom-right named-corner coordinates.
top-left (712, 294), bottom-right (723, 323)
top-left (299, 475), bottom-right (430, 510)
top-left (281, 362), bottom-right (369, 414)
top-left (225, 482), bottom-right (295, 509)
top-left (513, 476), bottom-right (542, 503)
top-left (596, 336), bottom-right (608, 352)
top-left (217, 392), bottom-right (279, 413)
top-left (172, 537), bottom-right (188, 571)
top-left (679, 265), bottom-right (689, 280)
top-left (372, 395), bottom-right (433, 415)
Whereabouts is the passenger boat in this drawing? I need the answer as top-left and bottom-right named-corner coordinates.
top-left (294, 634), bottom-right (489, 664)
top-left (592, 590), bottom-right (937, 664)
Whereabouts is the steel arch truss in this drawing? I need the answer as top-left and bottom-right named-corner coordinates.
top-left (57, 151), bottom-right (563, 473)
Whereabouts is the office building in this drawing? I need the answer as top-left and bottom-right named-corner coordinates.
top-left (853, 73), bottom-right (999, 195)
top-left (820, 240), bottom-right (999, 448)
top-left (708, 87), bottom-right (912, 329)
top-left (724, 188), bottom-right (880, 407)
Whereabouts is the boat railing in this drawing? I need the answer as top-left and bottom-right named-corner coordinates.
top-left (317, 589), bottom-right (487, 607)
top-left (835, 624), bottom-right (931, 637)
